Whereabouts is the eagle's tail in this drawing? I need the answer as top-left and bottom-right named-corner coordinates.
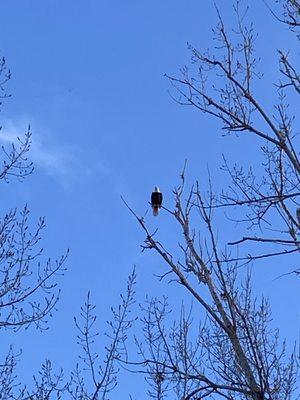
top-left (153, 206), bottom-right (159, 216)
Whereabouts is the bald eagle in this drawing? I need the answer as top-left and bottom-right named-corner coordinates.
top-left (151, 186), bottom-right (163, 216)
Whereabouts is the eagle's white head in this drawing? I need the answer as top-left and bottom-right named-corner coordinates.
top-left (154, 186), bottom-right (160, 193)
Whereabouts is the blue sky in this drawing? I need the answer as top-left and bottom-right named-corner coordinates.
top-left (0, 0), bottom-right (299, 397)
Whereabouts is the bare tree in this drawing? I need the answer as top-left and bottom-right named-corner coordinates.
top-left (0, 57), bottom-right (68, 399)
top-left (118, 1), bottom-right (300, 399)
top-left (163, 0), bottom-right (300, 270)
top-left (124, 172), bottom-right (297, 399)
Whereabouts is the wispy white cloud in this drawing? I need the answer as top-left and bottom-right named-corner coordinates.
top-left (0, 118), bottom-right (132, 197)
top-left (0, 118), bottom-right (75, 185)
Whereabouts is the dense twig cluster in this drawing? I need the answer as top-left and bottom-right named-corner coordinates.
top-left (267, 0), bottom-right (300, 28)
top-left (0, 205), bottom-right (67, 331)
top-left (68, 270), bottom-right (136, 399)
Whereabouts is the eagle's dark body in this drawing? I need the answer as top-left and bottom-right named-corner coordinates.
top-left (151, 187), bottom-right (163, 216)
